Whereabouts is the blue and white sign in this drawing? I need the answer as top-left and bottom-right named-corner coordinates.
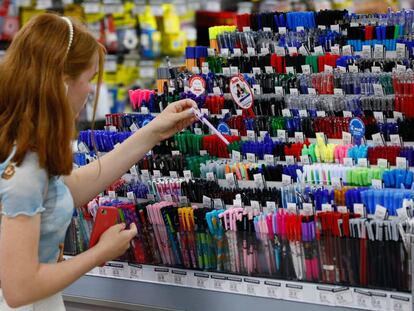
top-left (349, 118), bottom-right (365, 140)
top-left (217, 122), bottom-right (231, 136)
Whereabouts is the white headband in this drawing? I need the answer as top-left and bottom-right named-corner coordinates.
top-left (61, 16), bottom-right (74, 56)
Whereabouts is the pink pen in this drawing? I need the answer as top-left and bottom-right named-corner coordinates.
top-left (189, 108), bottom-right (230, 145)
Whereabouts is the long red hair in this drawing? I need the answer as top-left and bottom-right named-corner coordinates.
top-left (0, 13), bottom-right (105, 176)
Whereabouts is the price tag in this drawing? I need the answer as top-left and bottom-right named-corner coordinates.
top-left (242, 26), bottom-right (251, 32)
top-left (337, 206), bottom-right (348, 214)
top-left (373, 85), bottom-right (384, 97)
top-left (370, 292), bottom-right (388, 311)
top-left (338, 65), bottom-right (347, 73)
top-left (390, 134), bottom-right (402, 146)
top-left (278, 27), bottom-right (287, 34)
top-left (335, 287), bottom-right (354, 306)
top-left (372, 133), bottom-right (385, 146)
top-left (396, 64), bottom-right (406, 73)
top-left (230, 129), bottom-right (239, 136)
top-left (244, 278), bottom-right (261, 296)
top-left (396, 43), bottom-right (407, 58)
top-left (371, 179), bottom-right (383, 189)
top-left (331, 24), bottom-right (340, 32)
top-left (394, 111), bottom-right (404, 121)
top-left (343, 111), bottom-right (352, 118)
top-left (343, 157), bottom-right (354, 167)
top-left (371, 66), bottom-right (381, 73)
top-left (170, 171), bottom-right (178, 178)
top-left (377, 158), bottom-right (388, 168)
top-left (220, 48), bottom-right (229, 57)
top-left (129, 263), bottom-right (143, 280)
top-left (301, 64), bottom-right (311, 74)
top-left (178, 196), bottom-right (188, 205)
top-left (331, 177), bottom-right (342, 188)
top-left (126, 191), bottom-right (136, 202)
top-left (164, 194), bottom-right (173, 202)
top-left (225, 173), bottom-right (236, 188)
top-left (264, 281), bottom-right (282, 299)
top-left (130, 123), bottom-right (139, 132)
top-left (342, 45), bottom-right (352, 56)
top-left (286, 66), bottom-right (296, 74)
top-left (194, 272), bottom-right (211, 289)
top-left (342, 131), bottom-right (352, 145)
top-left (281, 108), bottom-right (293, 118)
top-left (396, 157), bottom-right (408, 170)
top-left (236, 109), bottom-right (243, 116)
top-left (295, 132), bottom-right (304, 143)
top-left (306, 87), bottom-right (316, 95)
top-left (107, 262), bottom-right (127, 278)
top-left (303, 203), bottom-right (314, 216)
top-left (201, 108), bottom-right (209, 117)
top-left (129, 165), bottom-right (139, 176)
top-left (213, 87), bottom-right (222, 95)
top-left (354, 289), bottom-right (372, 309)
top-left (317, 286), bottom-right (336, 306)
top-left (247, 47), bottom-right (256, 56)
top-left (275, 46), bottom-right (286, 56)
top-left (171, 270), bottom-right (188, 286)
top-left (322, 204), bottom-right (333, 212)
top-left (266, 201), bottom-right (276, 211)
top-left (253, 173), bottom-right (265, 189)
top-left (154, 268), bottom-right (170, 283)
top-left (259, 131), bottom-right (268, 139)
top-left (153, 170), bottom-right (161, 179)
top-left (252, 67), bottom-right (261, 75)
top-left (296, 26), bottom-right (304, 32)
top-left (324, 65), bottom-right (333, 73)
top-left (349, 65), bottom-right (359, 73)
top-left (213, 198), bottom-right (224, 209)
top-left (146, 193), bottom-right (155, 201)
top-left (260, 47), bottom-right (270, 55)
top-left (318, 25), bottom-right (326, 30)
top-left (247, 130), bottom-right (256, 141)
top-left (285, 284), bottom-right (304, 302)
top-left (228, 276), bottom-right (243, 293)
top-left (277, 129), bottom-right (287, 141)
top-left (300, 155), bottom-right (310, 164)
top-left (396, 207), bottom-right (410, 221)
top-left (232, 150), bottom-right (241, 162)
top-left (290, 88), bottom-right (299, 95)
top-left (331, 45), bottom-right (340, 55)
top-left (191, 67), bottom-right (200, 75)
top-left (265, 66), bottom-right (274, 74)
top-left (206, 172), bottom-right (215, 182)
top-left (230, 66), bottom-right (239, 75)
top-left (299, 109), bottom-right (308, 117)
top-left (139, 170), bottom-right (150, 182)
top-left (354, 204), bottom-right (366, 218)
top-left (390, 295), bottom-right (411, 311)
top-left (334, 88), bottom-right (344, 95)
top-left (246, 153), bottom-right (256, 163)
top-left (286, 155), bottom-right (295, 165)
top-left (264, 154), bottom-right (274, 165)
top-left (233, 48), bottom-right (242, 56)
top-left (212, 275), bottom-right (227, 291)
top-left (203, 196), bottom-right (212, 208)
top-left (374, 204), bottom-right (388, 220)
top-left (374, 44), bottom-right (384, 59)
top-left (200, 150), bottom-right (208, 156)
top-left (275, 86), bottom-right (284, 96)
top-left (250, 200), bottom-right (261, 212)
top-left (233, 198), bottom-right (243, 208)
top-left (282, 174), bottom-right (292, 185)
top-left (316, 111), bottom-right (326, 117)
top-left (314, 45), bottom-right (324, 55)
top-left (108, 190), bottom-right (117, 199)
top-left (358, 158), bottom-right (368, 167)
top-left (202, 67), bottom-right (210, 74)
top-left (222, 67), bottom-right (230, 76)
top-left (362, 45), bottom-right (372, 58)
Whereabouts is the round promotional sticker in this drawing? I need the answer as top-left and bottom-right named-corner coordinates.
top-left (349, 117), bottom-right (365, 140)
top-left (217, 122), bottom-right (231, 136)
top-left (189, 75), bottom-right (206, 96)
top-left (229, 75), bottom-right (254, 109)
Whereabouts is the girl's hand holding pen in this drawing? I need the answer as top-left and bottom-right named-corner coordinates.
top-left (148, 99), bottom-right (198, 141)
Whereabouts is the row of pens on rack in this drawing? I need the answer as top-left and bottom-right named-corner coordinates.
top-left (65, 197), bottom-right (413, 292)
